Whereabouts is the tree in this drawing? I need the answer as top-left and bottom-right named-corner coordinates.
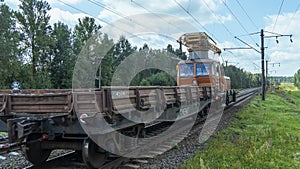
top-left (72, 17), bottom-right (103, 88)
top-left (294, 69), bottom-right (300, 88)
top-left (73, 17), bottom-right (101, 56)
top-left (166, 44), bottom-right (187, 60)
top-left (223, 65), bottom-right (260, 89)
top-left (98, 34), bottom-right (114, 86)
top-left (112, 36), bottom-right (137, 70)
top-left (0, 4), bottom-right (21, 89)
top-left (146, 72), bottom-right (176, 86)
top-left (50, 22), bottom-right (74, 89)
top-left (15, 0), bottom-right (53, 88)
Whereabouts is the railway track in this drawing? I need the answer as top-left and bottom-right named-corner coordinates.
top-left (25, 151), bottom-right (83, 169)
top-left (0, 134), bottom-right (8, 144)
top-left (0, 134), bottom-right (21, 156)
top-left (118, 87), bottom-right (260, 169)
top-left (21, 88), bottom-right (260, 169)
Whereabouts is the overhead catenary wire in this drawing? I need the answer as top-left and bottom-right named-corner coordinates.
top-left (56, 0), bottom-right (103, 23)
top-left (221, 0), bottom-right (258, 46)
top-left (173, 0), bottom-right (220, 43)
top-left (87, 0), bottom-right (179, 43)
top-left (234, 0), bottom-right (259, 30)
top-left (87, 0), bottom-right (153, 33)
top-left (130, 0), bottom-right (186, 33)
top-left (87, 0), bottom-right (128, 20)
top-left (56, 0), bottom-right (187, 50)
top-left (202, 0), bottom-right (235, 38)
top-left (266, 0), bottom-right (285, 48)
top-left (284, 1), bottom-right (300, 31)
top-left (56, 0), bottom-right (147, 42)
top-left (202, 0), bottom-right (243, 52)
top-left (271, 0), bottom-right (285, 32)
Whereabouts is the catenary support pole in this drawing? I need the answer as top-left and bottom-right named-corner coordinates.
top-left (261, 29), bottom-right (265, 101)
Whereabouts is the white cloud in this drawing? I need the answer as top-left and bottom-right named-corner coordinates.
top-left (264, 10), bottom-right (300, 76)
top-left (47, 0), bottom-right (83, 5)
top-left (219, 40), bottom-right (262, 72)
top-left (3, 0), bottom-right (21, 9)
top-left (3, 0), bottom-right (83, 9)
top-left (216, 10), bottom-right (300, 76)
top-left (100, 13), bottom-right (199, 49)
top-left (96, 0), bottom-right (231, 50)
top-left (49, 8), bottom-right (90, 27)
top-left (97, 0), bottom-right (231, 30)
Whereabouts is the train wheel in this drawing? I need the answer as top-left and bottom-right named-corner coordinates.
top-left (23, 134), bottom-right (51, 165)
top-left (82, 139), bottom-right (107, 169)
top-left (226, 97), bottom-right (229, 106)
top-left (203, 105), bottom-right (209, 116)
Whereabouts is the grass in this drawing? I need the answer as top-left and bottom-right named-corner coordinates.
top-left (279, 83), bottom-right (298, 91)
top-left (180, 90), bottom-right (300, 169)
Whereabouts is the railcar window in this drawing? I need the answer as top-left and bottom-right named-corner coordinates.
top-left (180, 64), bottom-right (194, 77)
top-left (196, 63), bottom-right (210, 76)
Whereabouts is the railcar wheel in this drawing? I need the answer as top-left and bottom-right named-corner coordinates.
top-left (203, 105), bottom-right (209, 116)
top-left (82, 139), bottom-right (107, 169)
top-left (23, 134), bottom-right (52, 165)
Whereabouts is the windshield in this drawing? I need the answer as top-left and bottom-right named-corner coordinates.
top-left (179, 64), bottom-right (194, 77)
top-left (196, 63), bottom-right (210, 76)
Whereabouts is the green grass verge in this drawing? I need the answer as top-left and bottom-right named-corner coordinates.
top-left (279, 83), bottom-right (298, 91)
top-left (180, 91), bottom-right (300, 169)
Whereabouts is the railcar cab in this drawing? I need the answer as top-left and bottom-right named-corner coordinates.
top-left (176, 32), bottom-right (229, 93)
top-left (176, 58), bottom-right (225, 92)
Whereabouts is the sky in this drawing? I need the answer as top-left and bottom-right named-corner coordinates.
top-left (2, 0), bottom-right (300, 76)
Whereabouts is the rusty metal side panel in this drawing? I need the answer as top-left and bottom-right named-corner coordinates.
top-left (0, 86), bottom-right (212, 116)
top-left (73, 91), bottom-right (99, 114)
top-left (8, 93), bottom-right (72, 113)
top-left (0, 90), bottom-right (73, 114)
top-left (0, 94), bottom-right (7, 113)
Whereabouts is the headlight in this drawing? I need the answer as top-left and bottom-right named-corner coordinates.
top-left (192, 79), bottom-right (197, 86)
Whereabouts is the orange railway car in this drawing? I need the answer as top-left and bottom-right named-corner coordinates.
top-left (176, 32), bottom-right (235, 104)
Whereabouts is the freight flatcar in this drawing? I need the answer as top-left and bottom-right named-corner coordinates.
top-left (0, 32), bottom-right (235, 168)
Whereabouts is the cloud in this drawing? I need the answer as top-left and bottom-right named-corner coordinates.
top-left (100, 13), bottom-right (199, 49)
top-left (96, 0), bottom-right (231, 50)
top-left (47, 0), bottom-right (83, 5)
top-left (49, 8), bottom-right (91, 27)
top-left (217, 9), bottom-right (300, 76)
top-left (264, 10), bottom-right (300, 76)
top-left (3, 0), bottom-right (83, 9)
top-left (219, 40), bottom-right (261, 71)
top-left (97, 0), bottom-right (231, 30)
top-left (3, 0), bottom-right (21, 9)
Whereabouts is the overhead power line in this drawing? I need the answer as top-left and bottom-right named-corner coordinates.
top-left (234, 0), bottom-right (259, 30)
top-left (266, 0), bottom-right (285, 48)
top-left (57, 0), bottom-right (98, 21)
top-left (87, 0), bottom-right (179, 43)
top-left (202, 0), bottom-right (234, 38)
top-left (87, 0), bottom-right (154, 33)
top-left (131, 0), bottom-right (186, 33)
top-left (58, 0), bottom-right (185, 49)
top-left (221, 0), bottom-right (258, 46)
top-left (284, 1), bottom-right (300, 30)
top-left (56, 0), bottom-right (145, 41)
top-left (173, 0), bottom-right (220, 42)
top-left (87, 0), bottom-right (127, 20)
top-left (272, 0), bottom-right (285, 32)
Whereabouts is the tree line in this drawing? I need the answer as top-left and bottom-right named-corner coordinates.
top-left (223, 65), bottom-right (261, 89)
top-left (294, 69), bottom-right (300, 89)
top-left (0, 0), bottom-right (187, 89)
top-left (1, 0), bottom-right (261, 90)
